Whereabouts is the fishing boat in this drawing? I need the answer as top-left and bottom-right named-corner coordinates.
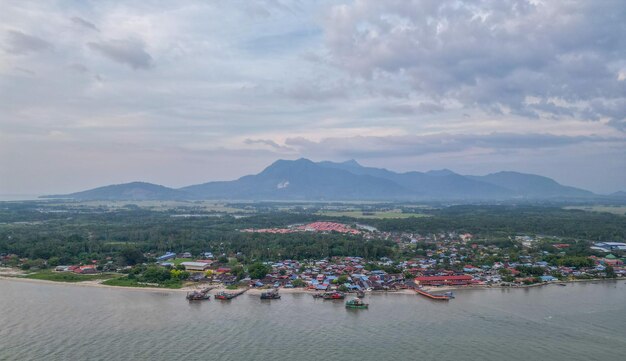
top-left (214, 291), bottom-right (235, 300)
top-left (323, 292), bottom-right (345, 300)
top-left (557, 283), bottom-right (567, 286)
top-left (345, 298), bottom-right (369, 309)
top-left (356, 290), bottom-right (365, 298)
top-left (186, 288), bottom-right (211, 301)
top-left (443, 291), bottom-right (455, 299)
top-left (215, 288), bottom-right (248, 300)
top-left (260, 288), bottom-right (281, 300)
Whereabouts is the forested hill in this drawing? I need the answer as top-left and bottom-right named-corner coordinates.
top-left (42, 159), bottom-right (601, 202)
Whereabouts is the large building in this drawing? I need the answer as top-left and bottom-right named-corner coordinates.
top-left (180, 262), bottom-right (211, 272)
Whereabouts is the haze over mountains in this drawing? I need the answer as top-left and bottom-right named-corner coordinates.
top-left (41, 158), bottom-right (613, 202)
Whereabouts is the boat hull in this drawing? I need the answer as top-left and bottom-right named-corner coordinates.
top-left (345, 305), bottom-right (368, 309)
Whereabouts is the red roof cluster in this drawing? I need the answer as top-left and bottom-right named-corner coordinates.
top-left (296, 222), bottom-right (360, 234)
top-left (241, 222), bottom-right (360, 234)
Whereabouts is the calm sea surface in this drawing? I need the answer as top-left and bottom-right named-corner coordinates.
top-left (1, 280), bottom-right (625, 360)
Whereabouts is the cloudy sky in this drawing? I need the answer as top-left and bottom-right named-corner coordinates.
top-left (1, 0), bottom-right (625, 195)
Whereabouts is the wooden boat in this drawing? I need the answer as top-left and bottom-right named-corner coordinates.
top-left (186, 288), bottom-right (211, 301)
top-left (323, 292), bottom-right (345, 300)
top-left (345, 298), bottom-right (369, 309)
top-left (557, 283), bottom-right (567, 286)
top-left (356, 290), bottom-right (365, 298)
top-left (214, 291), bottom-right (235, 300)
top-left (260, 288), bottom-right (281, 300)
top-left (312, 292), bottom-right (345, 300)
top-left (215, 288), bottom-right (248, 300)
top-left (443, 291), bottom-right (455, 299)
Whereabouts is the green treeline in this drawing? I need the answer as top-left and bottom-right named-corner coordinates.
top-left (373, 206), bottom-right (626, 240)
top-left (1, 203), bottom-right (625, 265)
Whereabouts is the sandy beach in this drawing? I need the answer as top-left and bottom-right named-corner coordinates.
top-left (1, 268), bottom-right (617, 296)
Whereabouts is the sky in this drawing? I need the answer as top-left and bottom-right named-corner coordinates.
top-left (0, 0), bottom-right (625, 195)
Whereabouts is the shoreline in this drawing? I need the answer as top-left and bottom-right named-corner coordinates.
top-left (1, 274), bottom-right (620, 295)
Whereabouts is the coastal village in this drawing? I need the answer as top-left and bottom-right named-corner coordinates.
top-left (2, 221), bottom-right (624, 301)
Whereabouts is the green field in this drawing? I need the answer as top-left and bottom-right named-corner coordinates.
top-left (564, 205), bottom-right (626, 216)
top-left (317, 210), bottom-right (429, 219)
top-left (23, 270), bottom-right (119, 283)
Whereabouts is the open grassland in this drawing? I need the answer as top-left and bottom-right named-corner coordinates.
top-left (564, 205), bottom-right (626, 216)
top-left (317, 210), bottom-right (429, 219)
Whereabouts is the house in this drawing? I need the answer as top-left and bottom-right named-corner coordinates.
top-left (179, 252), bottom-right (192, 259)
top-left (539, 275), bottom-right (557, 282)
top-left (74, 265), bottom-right (97, 274)
top-left (602, 254), bottom-right (623, 266)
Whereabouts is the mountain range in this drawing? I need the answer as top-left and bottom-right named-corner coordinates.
top-left (42, 158), bottom-right (612, 201)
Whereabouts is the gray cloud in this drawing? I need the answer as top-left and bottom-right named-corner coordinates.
top-left (4, 30), bottom-right (51, 54)
top-left (323, 1), bottom-right (626, 129)
top-left (384, 102), bottom-right (444, 115)
top-left (68, 63), bottom-right (88, 73)
top-left (70, 16), bottom-right (99, 32)
top-left (244, 138), bottom-right (295, 152)
top-left (88, 38), bottom-right (153, 69)
top-left (1, 1), bottom-right (624, 194)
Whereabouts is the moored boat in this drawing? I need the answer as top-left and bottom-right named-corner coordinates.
top-left (260, 288), bottom-right (281, 300)
top-left (323, 291), bottom-right (345, 300)
top-left (186, 288), bottom-right (211, 301)
top-left (345, 298), bottom-right (369, 309)
top-left (214, 291), bottom-right (235, 300)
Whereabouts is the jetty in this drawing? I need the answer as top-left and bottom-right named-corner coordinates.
top-left (415, 288), bottom-right (452, 301)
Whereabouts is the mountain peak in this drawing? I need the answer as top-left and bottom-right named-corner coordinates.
top-left (426, 169), bottom-right (456, 176)
top-left (341, 159), bottom-right (361, 167)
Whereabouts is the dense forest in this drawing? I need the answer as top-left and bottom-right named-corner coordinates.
top-left (0, 201), bottom-right (624, 265)
top-left (373, 206), bottom-right (626, 240)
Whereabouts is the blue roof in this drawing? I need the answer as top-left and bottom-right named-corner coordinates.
top-left (539, 276), bottom-right (556, 281)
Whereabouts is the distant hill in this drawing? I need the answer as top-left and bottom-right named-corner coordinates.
top-left (41, 182), bottom-right (189, 201)
top-left (611, 191), bottom-right (626, 198)
top-left (42, 158), bottom-right (599, 201)
top-left (467, 171), bottom-right (593, 198)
